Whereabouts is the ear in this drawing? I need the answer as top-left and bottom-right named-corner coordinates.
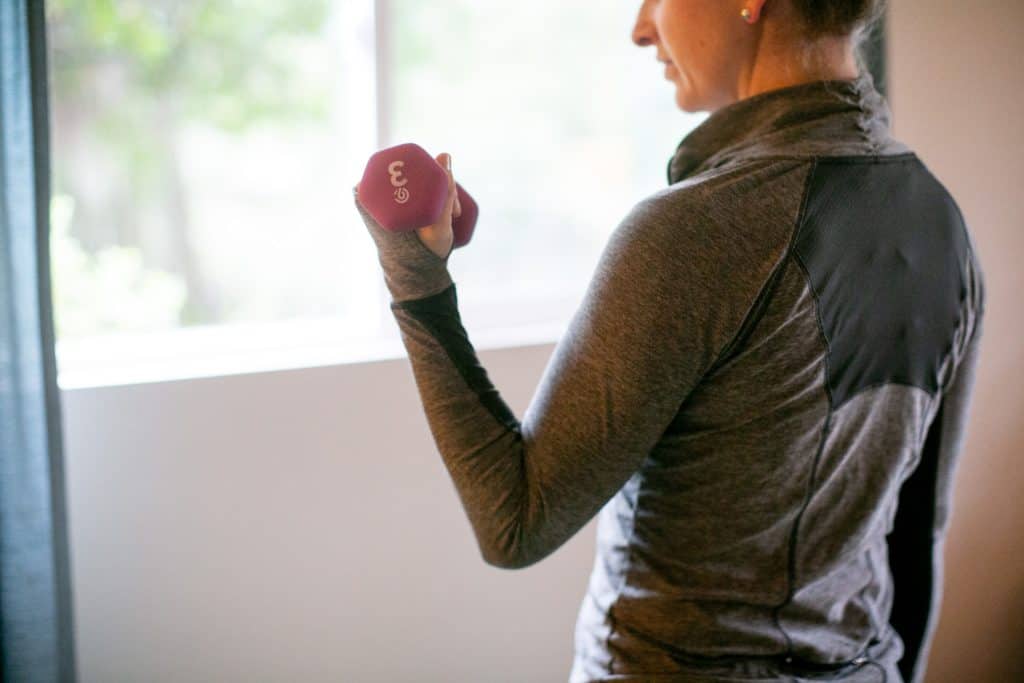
top-left (742, 0), bottom-right (770, 23)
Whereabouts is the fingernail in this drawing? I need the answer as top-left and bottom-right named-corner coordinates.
top-left (445, 154), bottom-right (452, 171)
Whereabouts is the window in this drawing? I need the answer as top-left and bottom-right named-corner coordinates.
top-left (48, 0), bottom-right (706, 388)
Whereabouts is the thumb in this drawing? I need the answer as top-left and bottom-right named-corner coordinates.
top-left (437, 153), bottom-right (461, 218)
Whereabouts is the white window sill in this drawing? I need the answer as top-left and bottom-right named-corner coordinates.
top-left (56, 292), bottom-right (577, 390)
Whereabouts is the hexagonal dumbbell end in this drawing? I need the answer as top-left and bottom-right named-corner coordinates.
top-left (356, 142), bottom-right (478, 249)
top-left (453, 183), bottom-right (478, 248)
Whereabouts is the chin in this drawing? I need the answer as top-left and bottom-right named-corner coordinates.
top-left (669, 71), bottom-right (705, 113)
top-left (676, 95), bottom-right (702, 113)
top-left (674, 83), bottom-right (704, 114)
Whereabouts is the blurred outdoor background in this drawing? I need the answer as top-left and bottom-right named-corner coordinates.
top-left (47, 0), bottom-right (705, 379)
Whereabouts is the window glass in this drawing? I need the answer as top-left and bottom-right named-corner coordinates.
top-left (390, 1), bottom-right (706, 330)
top-left (47, 0), bottom-right (705, 383)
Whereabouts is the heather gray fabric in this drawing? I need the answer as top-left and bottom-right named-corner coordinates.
top-left (352, 67), bottom-right (985, 683)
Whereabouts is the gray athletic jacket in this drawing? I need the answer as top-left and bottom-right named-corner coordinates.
top-left (353, 67), bottom-right (986, 683)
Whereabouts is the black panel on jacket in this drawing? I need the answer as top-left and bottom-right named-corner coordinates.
top-left (792, 154), bottom-right (970, 410)
top-left (392, 283), bottom-right (521, 433)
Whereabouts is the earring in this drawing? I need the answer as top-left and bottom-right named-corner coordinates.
top-left (741, 7), bottom-right (753, 23)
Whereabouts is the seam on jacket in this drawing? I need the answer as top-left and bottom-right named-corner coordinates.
top-left (789, 158), bottom-right (836, 411)
top-left (702, 255), bottom-right (792, 380)
top-left (603, 159), bottom-right (818, 673)
top-left (704, 161), bottom-right (815, 379)
top-left (391, 283), bottom-right (521, 434)
top-left (772, 157), bottom-right (837, 660)
top-left (777, 155), bottom-right (894, 676)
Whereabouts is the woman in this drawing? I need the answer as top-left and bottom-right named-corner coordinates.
top-left (352, 1), bottom-right (985, 681)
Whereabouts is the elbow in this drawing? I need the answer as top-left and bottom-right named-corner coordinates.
top-left (477, 523), bottom-right (548, 570)
top-left (481, 553), bottom-right (523, 571)
top-left (480, 545), bottom-right (539, 571)
top-left (478, 533), bottom-right (537, 570)
top-left (478, 530), bottom-right (565, 570)
top-left (475, 482), bottom-right (557, 570)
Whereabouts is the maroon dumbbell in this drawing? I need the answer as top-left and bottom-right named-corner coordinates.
top-left (355, 142), bottom-right (479, 249)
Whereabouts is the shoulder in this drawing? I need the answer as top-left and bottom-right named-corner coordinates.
top-left (587, 159), bottom-right (814, 326)
top-left (605, 158), bottom-right (813, 281)
top-left (633, 158), bottom-right (811, 243)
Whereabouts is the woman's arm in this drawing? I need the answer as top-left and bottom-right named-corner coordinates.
top-left (354, 183), bottom-right (786, 569)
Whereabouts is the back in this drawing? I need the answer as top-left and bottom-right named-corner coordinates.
top-left (356, 68), bottom-right (986, 683)
top-left (570, 148), bottom-right (985, 682)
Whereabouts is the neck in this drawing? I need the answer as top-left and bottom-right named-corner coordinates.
top-left (735, 30), bottom-right (861, 103)
top-left (667, 68), bottom-right (909, 185)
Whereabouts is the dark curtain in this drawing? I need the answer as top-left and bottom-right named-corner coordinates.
top-left (0, 1), bottom-right (77, 681)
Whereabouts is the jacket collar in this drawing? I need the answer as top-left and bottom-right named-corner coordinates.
top-left (666, 68), bottom-right (910, 184)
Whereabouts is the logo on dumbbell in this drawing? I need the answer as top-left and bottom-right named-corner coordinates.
top-left (388, 160), bottom-right (410, 204)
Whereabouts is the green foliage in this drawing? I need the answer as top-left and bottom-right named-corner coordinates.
top-left (46, 0), bottom-right (334, 334)
top-left (47, 0), bottom-right (332, 131)
top-left (49, 194), bottom-right (187, 340)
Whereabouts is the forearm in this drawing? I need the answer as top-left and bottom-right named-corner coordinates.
top-left (389, 284), bottom-right (547, 569)
top-left (355, 190), bottom-right (569, 568)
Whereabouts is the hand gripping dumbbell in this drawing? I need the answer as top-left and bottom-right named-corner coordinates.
top-left (355, 142), bottom-right (479, 249)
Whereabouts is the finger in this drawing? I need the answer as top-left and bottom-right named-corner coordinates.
top-left (436, 155), bottom-right (462, 218)
top-left (436, 153), bottom-right (455, 188)
top-left (437, 154), bottom-right (456, 210)
top-left (447, 157), bottom-right (458, 211)
top-left (431, 153), bottom-right (459, 227)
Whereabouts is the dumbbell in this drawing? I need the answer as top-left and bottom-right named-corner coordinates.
top-left (355, 142), bottom-right (479, 249)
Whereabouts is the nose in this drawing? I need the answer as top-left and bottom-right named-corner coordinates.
top-left (631, 2), bottom-right (656, 48)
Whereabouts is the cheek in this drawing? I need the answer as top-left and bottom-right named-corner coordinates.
top-left (661, 9), bottom-right (713, 69)
top-left (667, 37), bottom-right (709, 88)
top-left (658, 1), bottom-right (740, 101)
top-left (666, 20), bottom-right (731, 86)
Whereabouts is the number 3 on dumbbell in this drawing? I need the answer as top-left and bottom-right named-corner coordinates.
top-left (388, 161), bottom-right (410, 205)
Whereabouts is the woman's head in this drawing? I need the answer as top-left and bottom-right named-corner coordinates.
top-left (632, 0), bottom-right (886, 112)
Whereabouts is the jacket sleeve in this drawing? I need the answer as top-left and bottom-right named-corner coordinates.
top-left (886, 249), bottom-right (986, 683)
top-left (357, 192), bottom-right (781, 569)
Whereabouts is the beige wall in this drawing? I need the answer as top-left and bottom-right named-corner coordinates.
top-left (888, 1), bottom-right (1024, 680)
top-left (59, 3), bottom-right (1023, 681)
top-left (62, 344), bottom-right (595, 682)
